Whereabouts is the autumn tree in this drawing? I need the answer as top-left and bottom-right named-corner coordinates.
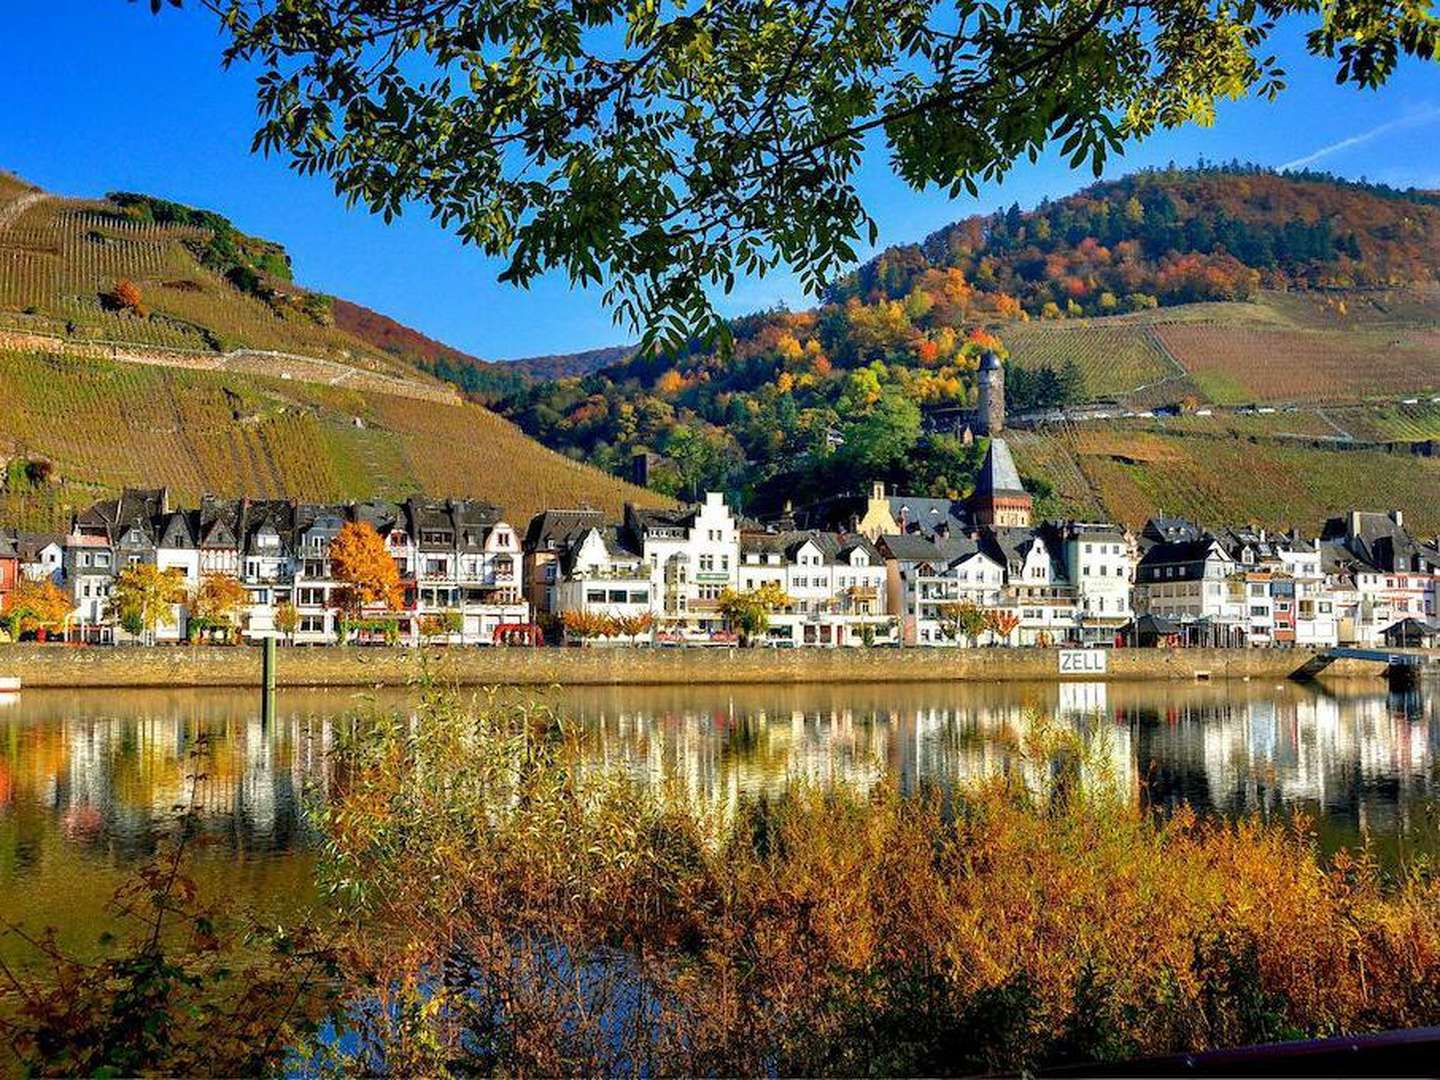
top-left (273, 600), bottom-right (299, 644)
top-left (109, 565), bottom-right (188, 645)
top-left (1, 579), bottom-right (73, 641)
top-left (109, 278), bottom-right (147, 317)
top-left (985, 608), bottom-right (1022, 647)
top-left (156, 0), bottom-right (1433, 353)
top-left (328, 522), bottom-right (404, 618)
top-left (190, 573), bottom-right (250, 643)
top-left (938, 600), bottom-right (988, 647)
top-left (719, 583), bottom-right (792, 647)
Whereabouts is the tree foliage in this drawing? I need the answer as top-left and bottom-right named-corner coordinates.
top-left (1, 578), bottom-right (73, 639)
top-left (109, 564), bottom-right (188, 640)
top-left (190, 572), bottom-right (250, 638)
top-left (938, 599), bottom-right (989, 645)
top-left (328, 521), bottom-right (404, 612)
top-left (159, 0), bottom-right (1437, 350)
top-left (718, 582), bottom-right (791, 645)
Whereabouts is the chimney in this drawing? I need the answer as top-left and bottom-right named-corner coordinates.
top-left (1349, 510), bottom-right (1362, 538)
top-left (1389, 509), bottom-right (1404, 529)
top-left (871, 481), bottom-right (885, 500)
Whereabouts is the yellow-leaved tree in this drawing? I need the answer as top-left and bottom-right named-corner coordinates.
top-left (328, 522), bottom-right (403, 642)
top-left (109, 565), bottom-right (188, 645)
top-left (1, 578), bottom-right (73, 642)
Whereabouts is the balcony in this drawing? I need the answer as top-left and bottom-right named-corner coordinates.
top-left (845, 585), bottom-right (879, 600)
top-left (687, 598), bottom-right (724, 613)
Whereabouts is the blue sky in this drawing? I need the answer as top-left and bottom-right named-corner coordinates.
top-left (2, 2), bottom-right (1437, 361)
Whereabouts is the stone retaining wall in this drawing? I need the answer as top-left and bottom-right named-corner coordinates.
top-left (0, 644), bottom-right (1393, 689)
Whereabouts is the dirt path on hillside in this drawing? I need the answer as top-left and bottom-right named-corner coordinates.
top-left (0, 328), bottom-right (461, 405)
top-left (0, 192), bottom-right (48, 235)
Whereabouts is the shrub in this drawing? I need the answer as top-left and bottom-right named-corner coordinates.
top-left (107, 278), bottom-right (148, 317)
top-left (310, 682), bottom-right (1440, 1076)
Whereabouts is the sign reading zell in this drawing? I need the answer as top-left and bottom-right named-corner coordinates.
top-left (1058, 649), bottom-right (1108, 675)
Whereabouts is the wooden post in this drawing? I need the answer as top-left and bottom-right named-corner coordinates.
top-left (261, 635), bottom-right (276, 726)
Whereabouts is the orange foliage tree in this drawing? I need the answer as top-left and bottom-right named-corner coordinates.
top-left (110, 278), bottom-right (148, 317)
top-left (190, 573), bottom-right (251, 641)
top-left (2, 579), bottom-right (73, 640)
top-left (985, 608), bottom-right (1022, 646)
top-left (328, 522), bottom-right (403, 613)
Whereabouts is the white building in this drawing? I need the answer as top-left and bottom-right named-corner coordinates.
top-left (626, 493), bottom-right (741, 644)
top-left (738, 530), bottom-right (892, 646)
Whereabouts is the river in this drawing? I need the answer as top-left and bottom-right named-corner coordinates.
top-left (0, 677), bottom-right (1436, 954)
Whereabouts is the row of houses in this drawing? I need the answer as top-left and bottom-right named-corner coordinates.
top-left (1, 490), bottom-right (527, 645)
top-left (2, 438), bottom-right (1438, 648)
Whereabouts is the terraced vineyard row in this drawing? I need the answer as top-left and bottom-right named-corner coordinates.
top-left (0, 347), bottom-right (667, 532)
top-left (1153, 324), bottom-right (1440, 404)
top-left (1023, 423), bottom-right (1440, 533)
top-left (1330, 401), bottom-right (1440, 442)
top-left (999, 321), bottom-right (1178, 399)
top-left (0, 194), bottom-right (428, 378)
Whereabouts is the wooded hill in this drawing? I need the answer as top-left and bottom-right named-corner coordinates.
top-left (0, 170), bottom-right (665, 530)
top-left (483, 167), bottom-right (1440, 530)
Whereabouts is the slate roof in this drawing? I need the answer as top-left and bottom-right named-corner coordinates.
top-left (156, 510), bottom-right (198, 550)
top-left (972, 437), bottom-right (1025, 498)
top-left (887, 495), bottom-right (964, 536)
top-left (879, 533), bottom-right (945, 563)
top-left (1320, 512), bottom-right (1440, 574)
top-left (1136, 537), bottom-right (1230, 581)
top-left (524, 508), bottom-right (605, 551)
top-left (1142, 515), bottom-right (1202, 546)
top-left (740, 529), bottom-right (879, 565)
top-left (14, 532), bottom-right (63, 562)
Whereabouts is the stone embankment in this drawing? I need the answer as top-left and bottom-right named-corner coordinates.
top-left (0, 644), bottom-right (1395, 689)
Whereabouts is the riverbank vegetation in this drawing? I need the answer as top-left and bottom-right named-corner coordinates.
top-left (4, 678), bottom-right (1440, 1074)
top-left (311, 681), bottom-right (1440, 1075)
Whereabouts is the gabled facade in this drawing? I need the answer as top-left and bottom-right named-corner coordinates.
top-left (627, 492), bottom-right (740, 644)
top-left (1133, 536), bottom-right (1246, 645)
top-left (17, 533), bottom-right (65, 585)
top-left (522, 508), bottom-right (606, 616)
top-left (737, 530), bottom-right (892, 646)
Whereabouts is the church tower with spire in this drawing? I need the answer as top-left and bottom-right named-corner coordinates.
top-left (975, 349), bottom-right (1005, 436)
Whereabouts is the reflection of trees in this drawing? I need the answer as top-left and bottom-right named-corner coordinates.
top-left (0, 694), bottom-right (340, 861)
top-left (0, 680), bottom-right (1435, 872)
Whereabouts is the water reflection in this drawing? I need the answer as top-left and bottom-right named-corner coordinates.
top-left (0, 680), bottom-right (1435, 880)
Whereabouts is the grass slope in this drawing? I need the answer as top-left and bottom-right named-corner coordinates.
top-left (991, 286), bottom-right (1440, 408)
top-left (0, 348), bottom-right (666, 531)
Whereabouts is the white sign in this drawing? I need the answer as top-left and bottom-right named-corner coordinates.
top-left (1058, 649), bottom-right (1108, 676)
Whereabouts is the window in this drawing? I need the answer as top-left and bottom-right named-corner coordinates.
top-left (629, 590), bottom-right (647, 604)
top-left (299, 615), bottom-right (326, 634)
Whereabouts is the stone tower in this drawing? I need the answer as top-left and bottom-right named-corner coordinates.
top-left (976, 349), bottom-right (1005, 435)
